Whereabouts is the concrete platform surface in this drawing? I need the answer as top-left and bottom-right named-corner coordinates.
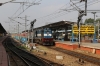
top-left (55, 40), bottom-right (100, 49)
top-left (0, 36), bottom-right (8, 66)
top-left (55, 40), bottom-right (100, 55)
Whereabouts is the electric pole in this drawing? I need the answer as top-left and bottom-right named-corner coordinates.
top-left (18, 22), bottom-right (20, 40)
top-left (91, 12), bottom-right (96, 24)
top-left (91, 12), bottom-right (97, 43)
top-left (25, 15), bottom-right (27, 37)
top-left (18, 16), bottom-right (27, 35)
top-left (30, 19), bottom-right (36, 46)
top-left (77, 0), bottom-right (87, 48)
top-left (77, 10), bottom-right (84, 48)
top-left (98, 21), bottom-right (100, 42)
top-left (18, 15), bottom-right (30, 44)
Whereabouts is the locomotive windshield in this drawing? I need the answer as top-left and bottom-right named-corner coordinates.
top-left (44, 28), bottom-right (52, 38)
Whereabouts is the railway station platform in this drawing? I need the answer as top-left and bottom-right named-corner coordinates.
top-left (55, 40), bottom-right (100, 55)
top-left (0, 36), bottom-right (8, 66)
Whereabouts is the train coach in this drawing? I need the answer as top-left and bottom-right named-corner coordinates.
top-left (14, 34), bottom-right (27, 44)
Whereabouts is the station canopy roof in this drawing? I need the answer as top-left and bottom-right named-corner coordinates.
top-left (22, 21), bottom-right (76, 32)
top-left (34, 20), bottom-right (76, 30)
top-left (0, 23), bottom-right (7, 33)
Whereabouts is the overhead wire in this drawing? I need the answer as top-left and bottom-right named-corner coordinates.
top-left (38, 11), bottom-right (67, 22)
top-left (36, 1), bottom-right (80, 21)
top-left (11, 0), bottom-right (99, 21)
top-left (35, 1), bottom-right (80, 20)
top-left (11, 0), bottom-right (26, 18)
top-left (40, 12), bottom-right (69, 23)
top-left (70, 0), bottom-right (81, 12)
top-left (36, 4), bottom-right (68, 20)
top-left (9, 1), bottom-right (100, 27)
top-left (11, 0), bottom-right (40, 19)
top-left (8, 17), bottom-right (25, 26)
top-left (14, 0), bottom-right (41, 18)
top-left (35, 3), bottom-right (73, 23)
top-left (11, 0), bottom-right (79, 22)
top-left (35, 2), bottom-right (100, 24)
top-left (36, 0), bottom-right (100, 23)
top-left (76, 0), bottom-right (100, 9)
top-left (9, 0), bottom-right (40, 30)
top-left (35, 1), bottom-right (83, 22)
top-left (8, 0), bottom-right (100, 32)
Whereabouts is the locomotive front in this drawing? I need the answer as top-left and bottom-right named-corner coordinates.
top-left (42, 28), bottom-right (54, 45)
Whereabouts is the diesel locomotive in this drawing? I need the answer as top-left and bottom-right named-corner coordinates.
top-left (32, 28), bottom-right (55, 45)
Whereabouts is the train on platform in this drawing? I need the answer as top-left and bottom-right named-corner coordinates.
top-left (30, 28), bottom-right (55, 45)
top-left (14, 33), bottom-right (27, 44)
top-left (13, 21), bottom-right (74, 45)
top-left (14, 27), bottom-right (55, 45)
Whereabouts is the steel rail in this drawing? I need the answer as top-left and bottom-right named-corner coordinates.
top-left (49, 46), bottom-right (100, 65)
top-left (4, 37), bottom-right (50, 66)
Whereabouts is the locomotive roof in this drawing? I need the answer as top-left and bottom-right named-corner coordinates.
top-left (33, 20), bottom-right (76, 30)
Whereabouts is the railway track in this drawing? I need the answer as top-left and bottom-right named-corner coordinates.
top-left (47, 46), bottom-right (100, 65)
top-left (7, 37), bottom-right (100, 65)
top-left (33, 53), bottom-right (63, 66)
top-left (3, 37), bottom-right (52, 66)
top-left (11, 38), bottom-right (64, 66)
top-left (3, 40), bottom-right (30, 66)
top-left (6, 49), bottom-right (29, 66)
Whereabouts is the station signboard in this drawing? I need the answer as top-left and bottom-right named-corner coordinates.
top-left (72, 25), bottom-right (95, 34)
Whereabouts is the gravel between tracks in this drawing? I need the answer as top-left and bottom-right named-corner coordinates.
top-left (13, 39), bottom-right (100, 66)
top-left (25, 44), bottom-right (99, 66)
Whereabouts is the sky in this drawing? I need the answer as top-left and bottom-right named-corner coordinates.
top-left (0, 0), bottom-right (100, 33)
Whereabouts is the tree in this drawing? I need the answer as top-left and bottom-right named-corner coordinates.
top-left (84, 18), bottom-right (97, 39)
top-left (84, 18), bottom-right (94, 24)
top-left (84, 18), bottom-right (100, 25)
top-left (95, 18), bottom-right (100, 37)
top-left (96, 18), bottom-right (100, 23)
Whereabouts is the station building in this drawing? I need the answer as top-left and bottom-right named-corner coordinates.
top-left (0, 23), bottom-right (7, 36)
top-left (41, 20), bottom-right (76, 41)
